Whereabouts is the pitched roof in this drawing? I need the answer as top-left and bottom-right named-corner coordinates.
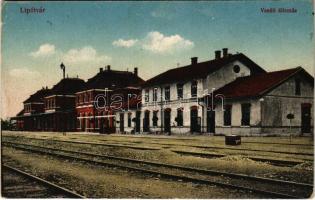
top-left (16, 109), bottom-right (24, 116)
top-left (23, 88), bottom-right (51, 103)
top-left (214, 67), bottom-right (313, 99)
top-left (50, 78), bottom-right (86, 95)
top-left (143, 53), bottom-right (266, 87)
top-left (84, 69), bottom-right (144, 90)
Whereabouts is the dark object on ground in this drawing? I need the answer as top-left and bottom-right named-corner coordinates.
top-left (225, 135), bottom-right (241, 145)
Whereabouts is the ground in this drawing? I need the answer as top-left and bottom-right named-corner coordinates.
top-left (1, 131), bottom-right (314, 198)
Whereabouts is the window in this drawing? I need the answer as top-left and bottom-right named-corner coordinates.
top-left (85, 93), bottom-right (88, 102)
top-left (152, 111), bottom-right (158, 126)
top-left (153, 88), bottom-right (158, 102)
top-left (295, 79), bottom-right (301, 95)
top-left (90, 92), bottom-right (93, 101)
top-left (145, 89), bottom-right (149, 102)
top-left (76, 96), bottom-right (79, 105)
top-left (128, 113), bottom-right (132, 127)
top-left (241, 103), bottom-right (251, 126)
top-left (233, 65), bottom-right (240, 73)
top-left (191, 81), bottom-right (197, 97)
top-left (176, 109), bottom-right (183, 126)
top-left (165, 86), bottom-right (170, 101)
top-left (224, 105), bottom-right (232, 126)
top-left (177, 83), bottom-right (183, 99)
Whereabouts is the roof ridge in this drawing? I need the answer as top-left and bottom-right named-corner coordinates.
top-left (235, 66), bottom-right (301, 80)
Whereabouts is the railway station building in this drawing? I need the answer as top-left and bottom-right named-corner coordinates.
top-left (138, 49), bottom-right (313, 136)
top-left (12, 48), bottom-right (314, 136)
top-left (75, 66), bottom-right (144, 133)
top-left (12, 78), bottom-right (85, 132)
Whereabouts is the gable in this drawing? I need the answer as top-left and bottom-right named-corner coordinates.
top-left (266, 69), bottom-right (314, 97)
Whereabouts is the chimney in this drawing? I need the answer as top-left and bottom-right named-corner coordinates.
top-left (222, 48), bottom-right (228, 57)
top-left (106, 65), bottom-right (111, 71)
top-left (99, 68), bottom-right (103, 72)
top-left (134, 67), bottom-right (138, 76)
top-left (191, 57), bottom-right (198, 65)
top-left (215, 50), bottom-right (221, 59)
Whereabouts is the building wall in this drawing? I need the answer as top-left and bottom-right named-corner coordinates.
top-left (205, 60), bottom-right (251, 91)
top-left (261, 73), bottom-right (313, 135)
top-left (115, 111), bottom-right (137, 134)
top-left (138, 61), bottom-right (254, 135)
top-left (140, 100), bottom-right (202, 135)
top-left (214, 99), bottom-right (262, 136)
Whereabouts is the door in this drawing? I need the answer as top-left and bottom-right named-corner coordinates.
top-left (81, 114), bottom-right (85, 131)
top-left (190, 108), bottom-right (200, 133)
top-left (301, 104), bottom-right (311, 133)
top-left (164, 109), bottom-right (171, 133)
top-left (120, 113), bottom-right (124, 133)
top-left (207, 110), bottom-right (215, 133)
top-left (99, 118), bottom-right (104, 134)
top-left (135, 111), bottom-right (141, 133)
top-left (143, 111), bottom-right (150, 132)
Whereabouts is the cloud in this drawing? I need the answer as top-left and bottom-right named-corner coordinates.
top-left (112, 39), bottom-right (138, 48)
top-left (9, 68), bottom-right (41, 78)
top-left (63, 46), bottom-right (111, 65)
top-left (30, 43), bottom-right (55, 57)
top-left (142, 31), bottom-right (194, 54)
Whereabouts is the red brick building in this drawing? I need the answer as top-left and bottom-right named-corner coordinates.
top-left (75, 65), bottom-right (144, 133)
top-left (12, 78), bottom-right (85, 132)
top-left (12, 87), bottom-right (51, 131)
top-left (42, 77), bottom-right (85, 131)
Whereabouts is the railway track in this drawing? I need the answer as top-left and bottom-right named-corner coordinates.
top-left (2, 136), bottom-right (312, 166)
top-left (105, 134), bottom-right (314, 147)
top-left (2, 135), bottom-right (313, 157)
top-left (172, 150), bottom-right (309, 167)
top-left (1, 164), bottom-right (85, 198)
top-left (3, 141), bottom-right (313, 198)
top-left (119, 140), bottom-right (313, 157)
top-left (2, 135), bottom-right (161, 150)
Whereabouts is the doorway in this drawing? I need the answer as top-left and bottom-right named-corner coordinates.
top-left (164, 109), bottom-right (171, 133)
top-left (135, 111), bottom-right (141, 133)
top-left (120, 113), bottom-right (124, 133)
top-left (143, 111), bottom-right (150, 132)
top-left (301, 104), bottom-right (311, 133)
top-left (190, 107), bottom-right (201, 133)
top-left (207, 110), bottom-right (215, 133)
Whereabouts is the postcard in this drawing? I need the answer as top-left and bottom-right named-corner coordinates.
top-left (1, 1), bottom-right (314, 199)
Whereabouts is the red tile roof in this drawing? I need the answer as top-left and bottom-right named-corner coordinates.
top-left (143, 53), bottom-right (266, 87)
top-left (214, 67), bottom-right (312, 99)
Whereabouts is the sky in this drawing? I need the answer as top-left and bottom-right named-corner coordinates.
top-left (1, 1), bottom-right (314, 119)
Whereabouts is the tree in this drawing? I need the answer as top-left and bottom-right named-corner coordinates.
top-left (1, 119), bottom-right (13, 130)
